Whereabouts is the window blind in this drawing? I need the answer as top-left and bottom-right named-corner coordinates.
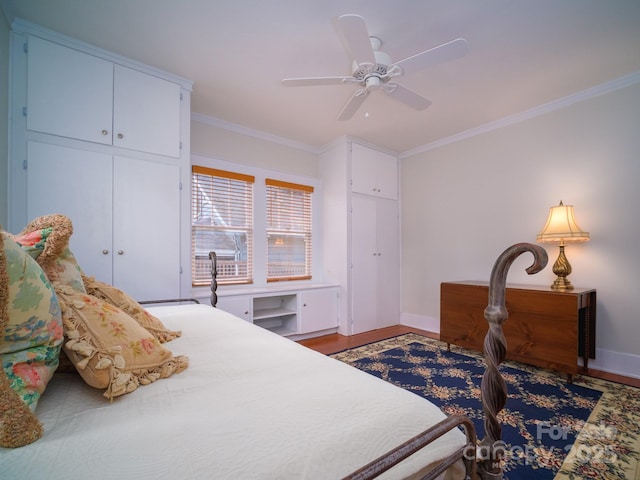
top-left (191, 166), bottom-right (254, 285)
top-left (265, 179), bottom-right (313, 282)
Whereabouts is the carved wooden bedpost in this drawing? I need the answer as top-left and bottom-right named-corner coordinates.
top-left (479, 243), bottom-right (547, 480)
top-left (209, 251), bottom-right (218, 307)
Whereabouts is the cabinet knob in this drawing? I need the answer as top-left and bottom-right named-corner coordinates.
top-left (102, 249), bottom-right (109, 255)
top-left (117, 250), bottom-right (124, 255)
top-left (303, 303), bottom-right (307, 307)
top-left (117, 133), bottom-right (124, 139)
top-left (101, 129), bottom-right (109, 136)
top-left (244, 311), bottom-right (249, 315)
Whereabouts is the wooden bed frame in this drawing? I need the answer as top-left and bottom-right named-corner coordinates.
top-left (207, 243), bottom-right (548, 480)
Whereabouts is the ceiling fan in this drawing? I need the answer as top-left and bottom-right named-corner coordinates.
top-left (282, 14), bottom-right (469, 120)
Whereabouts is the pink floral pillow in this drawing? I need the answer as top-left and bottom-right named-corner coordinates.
top-left (0, 232), bottom-right (64, 447)
top-left (14, 214), bottom-right (87, 293)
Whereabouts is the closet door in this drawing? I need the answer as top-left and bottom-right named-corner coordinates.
top-left (27, 36), bottom-right (113, 145)
top-left (112, 157), bottom-right (180, 300)
top-left (26, 141), bottom-right (113, 282)
top-left (351, 194), bottom-right (399, 334)
top-left (351, 195), bottom-right (378, 334)
top-left (113, 66), bottom-right (181, 158)
top-left (351, 143), bottom-right (398, 200)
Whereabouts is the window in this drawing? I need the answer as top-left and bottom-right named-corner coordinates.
top-left (191, 166), bottom-right (254, 285)
top-left (265, 179), bottom-right (313, 282)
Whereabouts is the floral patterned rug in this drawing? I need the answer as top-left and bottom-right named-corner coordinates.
top-left (331, 334), bottom-right (640, 480)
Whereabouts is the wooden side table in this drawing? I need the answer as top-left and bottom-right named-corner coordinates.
top-left (440, 281), bottom-right (596, 382)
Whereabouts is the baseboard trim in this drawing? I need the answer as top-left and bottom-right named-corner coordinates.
top-left (400, 313), bottom-right (640, 380)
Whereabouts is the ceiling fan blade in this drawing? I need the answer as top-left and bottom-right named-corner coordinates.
top-left (334, 14), bottom-right (375, 66)
top-left (282, 76), bottom-right (355, 87)
top-left (337, 89), bottom-right (369, 121)
top-left (391, 38), bottom-right (468, 76)
top-left (384, 83), bottom-right (432, 110)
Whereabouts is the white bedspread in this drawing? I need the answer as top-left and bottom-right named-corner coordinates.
top-left (2, 304), bottom-right (465, 479)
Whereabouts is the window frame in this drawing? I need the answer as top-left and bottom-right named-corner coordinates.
top-left (191, 165), bottom-right (255, 286)
top-left (265, 178), bottom-right (314, 282)
top-left (190, 155), bottom-right (322, 293)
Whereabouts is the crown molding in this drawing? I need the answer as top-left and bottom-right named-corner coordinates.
top-left (400, 70), bottom-right (640, 159)
top-left (191, 112), bottom-right (321, 155)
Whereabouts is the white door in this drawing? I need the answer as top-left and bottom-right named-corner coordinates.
top-left (26, 141), bottom-right (113, 283)
top-left (216, 296), bottom-right (252, 321)
top-left (351, 195), bottom-right (399, 334)
top-left (375, 198), bottom-right (400, 327)
top-left (351, 143), bottom-right (398, 200)
top-left (112, 156), bottom-right (180, 300)
top-left (113, 66), bottom-right (181, 158)
top-left (351, 195), bottom-right (379, 334)
top-left (27, 36), bottom-right (113, 145)
top-left (299, 289), bottom-right (338, 333)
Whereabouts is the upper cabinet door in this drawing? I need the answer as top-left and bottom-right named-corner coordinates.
top-left (27, 36), bottom-right (182, 158)
top-left (351, 143), bottom-right (398, 200)
top-left (113, 65), bottom-right (181, 158)
top-left (27, 36), bottom-right (114, 145)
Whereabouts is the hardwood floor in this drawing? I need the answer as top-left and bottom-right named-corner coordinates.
top-left (299, 325), bottom-right (640, 388)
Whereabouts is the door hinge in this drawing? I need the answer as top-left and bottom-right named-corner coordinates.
top-left (180, 141), bottom-right (183, 150)
top-left (179, 181), bottom-right (183, 190)
top-left (22, 107), bottom-right (27, 117)
top-left (180, 92), bottom-right (183, 101)
top-left (23, 159), bottom-right (28, 170)
top-left (23, 42), bottom-right (28, 53)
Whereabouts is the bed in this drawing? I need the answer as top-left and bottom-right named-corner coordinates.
top-left (0, 215), bottom-right (548, 480)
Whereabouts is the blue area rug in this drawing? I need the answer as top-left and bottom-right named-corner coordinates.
top-left (331, 334), bottom-right (640, 479)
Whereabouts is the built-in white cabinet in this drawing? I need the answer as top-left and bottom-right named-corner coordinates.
top-left (26, 36), bottom-right (181, 158)
top-left (215, 286), bottom-right (339, 338)
top-left (351, 195), bottom-right (399, 333)
top-left (9, 23), bottom-right (192, 300)
top-left (351, 142), bottom-right (398, 200)
top-left (320, 139), bottom-right (400, 335)
top-left (25, 142), bottom-right (180, 301)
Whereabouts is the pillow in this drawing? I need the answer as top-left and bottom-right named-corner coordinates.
top-left (55, 285), bottom-right (188, 400)
top-left (83, 275), bottom-right (181, 343)
top-left (0, 232), bottom-right (63, 448)
top-left (14, 214), bottom-right (86, 293)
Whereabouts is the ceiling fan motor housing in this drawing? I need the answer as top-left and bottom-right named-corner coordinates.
top-left (352, 49), bottom-right (392, 82)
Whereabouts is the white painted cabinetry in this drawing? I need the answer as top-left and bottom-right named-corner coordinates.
top-left (9, 22), bottom-right (192, 300)
top-left (351, 142), bottom-right (398, 200)
top-left (351, 195), bottom-right (399, 333)
top-left (25, 142), bottom-right (180, 300)
top-left (215, 286), bottom-right (339, 338)
top-left (320, 139), bottom-right (400, 335)
top-left (27, 36), bottom-right (181, 158)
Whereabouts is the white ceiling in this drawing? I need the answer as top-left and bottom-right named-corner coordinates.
top-left (3, 0), bottom-right (640, 154)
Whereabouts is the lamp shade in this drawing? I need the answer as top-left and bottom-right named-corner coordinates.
top-left (536, 201), bottom-right (589, 243)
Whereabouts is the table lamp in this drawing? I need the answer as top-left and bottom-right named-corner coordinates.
top-left (536, 200), bottom-right (589, 290)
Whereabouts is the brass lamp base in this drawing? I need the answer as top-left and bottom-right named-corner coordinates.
top-left (550, 244), bottom-right (574, 290)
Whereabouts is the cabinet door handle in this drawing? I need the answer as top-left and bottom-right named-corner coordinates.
top-left (117, 133), bottom-right (124, 139)
top-left (102, 249), bottom-right (109, 255)
top-left (117, 250), bottom-right (124, 255)
top-left (101, 129), bottom-right (109, 136)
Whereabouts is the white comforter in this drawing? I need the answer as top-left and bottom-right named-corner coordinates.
top-left (3, 304), bottom-right (465, 479)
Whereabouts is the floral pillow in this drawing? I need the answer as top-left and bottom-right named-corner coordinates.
top-left (0, 232), bottom-right (63, 448)
top-left (14, 214), bottom-right (87, 293)
top-left (55, 285), bottom-right (188, 400)
top-left (83, 275), bottom-right (182, 343)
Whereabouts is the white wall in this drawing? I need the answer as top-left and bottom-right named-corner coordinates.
top-left (401, 82), bottom-right (640, 377)
top-left (191, 116), bottom-right (319, 178)
top-left (0, 10), bottom-right (9, 228)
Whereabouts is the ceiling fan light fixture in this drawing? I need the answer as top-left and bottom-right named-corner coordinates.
top-left (365, 76), bottom-right (381, 90)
